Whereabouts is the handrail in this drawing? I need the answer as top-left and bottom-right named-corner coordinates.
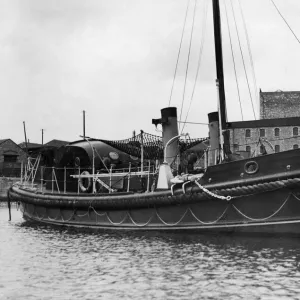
top-left (19, 156), bottom-right (157, 194)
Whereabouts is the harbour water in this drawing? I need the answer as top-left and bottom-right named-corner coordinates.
top-left (1, 206), bottom-right (300, 299)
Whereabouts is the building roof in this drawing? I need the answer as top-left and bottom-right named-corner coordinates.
top-left (260, 90), bottom-right (300, 96)
top-left (44, 139), bottom-right (69, 148)
top-left (18, 142), bottom-right (42, 149)
top-left (0, 139), bottom-right (9, 145)
top-left (227, 117), bottom-right (300, 129)
top-left (0, 139), bottom-right (27, 153)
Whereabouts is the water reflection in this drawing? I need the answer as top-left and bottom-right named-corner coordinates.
top-left (1, 207), bottom-right (300, 299)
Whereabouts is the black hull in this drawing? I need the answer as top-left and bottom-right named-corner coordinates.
top-left (10, 184), bottom-right (300, 234)
top-left (9, 149), bottom-right (300, 234)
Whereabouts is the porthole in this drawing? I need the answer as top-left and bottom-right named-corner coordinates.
top-left (244, 161), bottom-right (259, 175)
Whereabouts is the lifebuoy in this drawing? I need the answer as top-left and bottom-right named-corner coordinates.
top-left (79, 171), bottom-right (92, 193)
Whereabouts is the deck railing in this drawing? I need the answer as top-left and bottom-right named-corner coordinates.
top-left (20, 161), bottom-right (158, 195)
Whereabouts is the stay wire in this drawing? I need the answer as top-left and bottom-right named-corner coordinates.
top-left (178, 120), bottom-right (208, 125)
top-left (181, 0), bottom-right (208, 134)
top-left (224, 0), bottom-right (244, 121)
top-left (270, 0), bottom-right (300, 45)
top-left (179, 0), bottom-right (198, 132)
top-left (168, 0), bottom-right (191, 107)
top-left (230, 0), bottom-right (256, 120)
top-left (238, 0), bottom-right (260, 103)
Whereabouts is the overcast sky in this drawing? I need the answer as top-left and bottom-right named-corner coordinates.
top-left (1, 0), bottom-right (300, 144)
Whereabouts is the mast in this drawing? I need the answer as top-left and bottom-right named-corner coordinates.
top-left (212, 0), bottom-right (227, 129)
top-left (23, 121), bottom-right (28, 154)
top-left (83, 110), bottom-right (86, 140)
top-left (41, 129), bottom-right (44, 145)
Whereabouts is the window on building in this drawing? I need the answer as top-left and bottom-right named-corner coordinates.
top-left (4, 155), bottom-right (18, 163)
top-left (246, 146), bottom-right (251, 153)
top-left (293, 144), bottom-right (299, 149)
top-left (260, 145), bottom-right (267, 154)
top-left (275, 145), bottom-right (280, 153)
top-left (245, 129), bottom-right (251, 138)
top-left (260, 129), bottom-right (265, 137)
top-left (274, 128), bottom-right (280, 137)
top-left (233, 144), bottom-right (239, 152)
top-left (293, 127), bottom-right (298, 136)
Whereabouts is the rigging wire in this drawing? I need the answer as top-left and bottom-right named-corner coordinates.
top-left (179, 0), bottom-right (198, 132)
top-left (178, 120), bottom-right (208, 125)
top-left (238, 0), bottom-right (260, 104)
top-left (230, 0), bottom-right (257, 120)
top-left (168, 0), bottom-right (191, 107)
top-left (224, 0), bottom-right (244, 121)
top-left (181, 0), bottom-right (209, 134)
top-left (270, 0), bottom-right (300, 45)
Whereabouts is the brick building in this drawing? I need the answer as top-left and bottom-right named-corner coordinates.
top-left (227, 90), bottom-right (300, 157)
top-left (0, 139), bottom-right (27, 177)
top-left (260, 90), bottom-right (300, 119)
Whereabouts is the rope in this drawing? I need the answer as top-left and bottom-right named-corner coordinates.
top-left (90, 206), bottom-right (106, 217)
top-left (179, 0), bottom-right (198, 131)
top-left (93, 147), bottom-right (110, 173)
top-left (194, 180), bottom-right (232, 201)
top-left (232, 196), bottom-right (289, 222)
top-left (238, 0), bottom-right (259, 104)
top-left (99, 132), bottom-right (206, 160)
top-left (215, 178), bottom-right (300, 199)
top-left (181, 0), bottom-right (208, 134)
top-left (48, 207), bottom-right (64, 222)
top-left (168, 0), bottom-right (191, 106)
top-left (127, 211), bottom-right (155, 227)
top-left (224, 0), bottom-right (243, 120)
top-left (155, 207), bottom-right (189, 226)
top-left (230, 0), bottom-right (256, 120)
top-left (270, 0), bottom-right (300, 45)
top-left (22, 190), bottom-right (300, 228)
top-left (188, 205), bottom-right (229, 225)
top-left (178, 120), bottom-right (208, 125)
top-left (105, 211), bottom-right (128, 226)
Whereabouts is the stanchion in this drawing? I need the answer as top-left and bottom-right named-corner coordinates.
top-left (7, 190), bottom-right (11, 221)
top-left (127, 163), bottom-right (131, 192)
